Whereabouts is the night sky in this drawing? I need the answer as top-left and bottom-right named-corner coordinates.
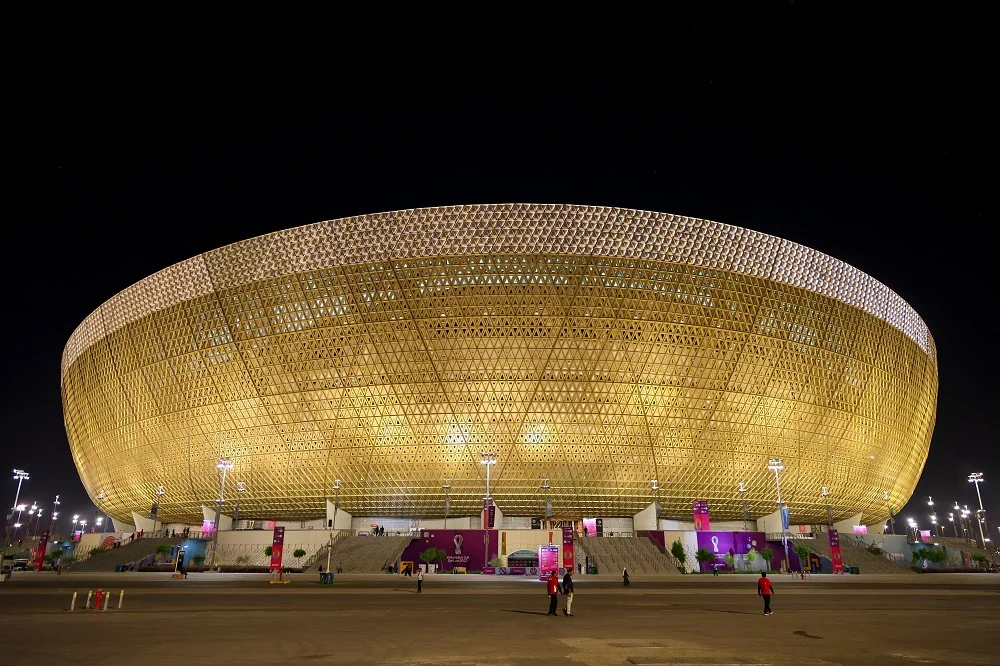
top-left (5, 6), bottom-right (995, 538)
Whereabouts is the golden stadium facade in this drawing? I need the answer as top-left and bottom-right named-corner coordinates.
top-left (61, 204), bottom-right (937, 525)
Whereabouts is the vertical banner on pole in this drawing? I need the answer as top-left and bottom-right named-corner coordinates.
top-left (562, 524), bottom-right (574, 571)
top-left (693, 500), bottom-right (711, 531)
top-left (488, 500), bottom-right (496, 529)
top-left (33, 530), bottom-right (50, 571)
top-left (269, 526), bottom-right (285, 573)
top-left (780, 507), bottom-right (791, 530)
top-left (828, 529), bottom-right (843, 573)
top-left (545, 498), bottom-right (553, 518)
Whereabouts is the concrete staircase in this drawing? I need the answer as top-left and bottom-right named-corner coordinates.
top-left (324, 536), bottom-right (412, 573)
top-left (577, 537), bottom-right (680, 575)
top-left (798, 537), bottom-right (914, 574)
top-left (69, 537), bottom-right (183, 572)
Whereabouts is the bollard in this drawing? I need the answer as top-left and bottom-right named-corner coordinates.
top-left (103, 593), bottom-right (110, 611)
top-left (86, 591), bottom-right (93, 609)
top-left (118, 590), bottom-right (124, 609)
top-left (70, 592), bottom-right (77, 611)
top-left (94, 589), bottom-right (104, 610)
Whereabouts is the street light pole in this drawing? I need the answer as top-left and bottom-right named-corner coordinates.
top-left (738, 482), bottom-right (749, 531)
top-left (96, 490), bottom-right (109, 535)
top-left (821, 486), bottom-right (833, 526)
top-left (327, 479), bottom-right (341, 574)
top-left (968, 473), bottom-right (987, 549)
top-left (767, 458), bottom-right (789, 572)
top-left (153, 485), bottom-right (165, 534)
top-left (209, 457), bottom-right (233, 572)
top-left (442, 478), bottom-right (451, 530)
top-left (883, 490), bottom-right (895, 535)
top-left (927, 496), bottom-right (936, 538)
top-left (232, 482), bottom-right (245, 526)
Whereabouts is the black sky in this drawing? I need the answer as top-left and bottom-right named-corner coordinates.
top-left (5, 6), bottom-right (996, 536)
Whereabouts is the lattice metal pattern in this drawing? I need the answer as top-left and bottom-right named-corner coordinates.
top-left (61, 204), bottom-right (937, 525)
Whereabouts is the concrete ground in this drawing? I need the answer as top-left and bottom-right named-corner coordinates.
top-left (1, 573), bottom-right (998, 665)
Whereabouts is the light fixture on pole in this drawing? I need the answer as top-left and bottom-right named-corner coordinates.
top-left (232, 482), bottom-right (246, 526)
top-left (4, 469), bottom-right (29, 552)
top-left (49, 494), bottom-right (60, 531)
top-left (821, 486), bottom-right (833, 526)
top-left (767, 458), bottom-right (789, 571)
top-left (209, 457), bottom-right (234, 572)
top-left (968, 473), bottom-right (987, 549)
top-left (326, 479), bottom-right (342, 574)
top-left (738, 482), bottom-right (749, 530)
top-left (480, 453), bottom-right (497, 499)
top-left (442, 477), bottom-right (451, 530)
top-left (927, 496), bottom-right (937, 537)
top-left (95, 490), bottom-right (109, 534)
top-left (883, 490), bottom-right (895, 535)
top-left (907, 518), bottom-right (918, 541)
top-left (32, 509), bottom-right (44, 536)
top-left (152, 485), bottom-right (165, 534)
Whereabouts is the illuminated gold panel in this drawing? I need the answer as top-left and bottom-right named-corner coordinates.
top-left (61, 204), bottom-right (937, 525)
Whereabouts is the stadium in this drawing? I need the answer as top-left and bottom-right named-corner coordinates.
top-left (61, 204), bottom-right (937, 528)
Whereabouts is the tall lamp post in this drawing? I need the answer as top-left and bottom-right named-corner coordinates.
top-left (882, 491), bottom-right (895, 535)
top-left (49, 495), bottom-right (60, 531)
top-left (821, 486), bottom-right (834, 526)
top-left (738, 482), bottom-right (749, 531)
top-left (232, 482), bottom-right (245, 526)
top-left (209, 457), bottom-right (233, 572)
top-left (4, 469), bottom-right (29, 553)
top-left (927, 496), bottom-right (936, 538)
top-left (326, 479), bottom-right (341, 574)
top-left (767, 458), bottom-right (789, 572)
top-left (948, 512), bottom-right (957, 537)
top-left (442, 478), bottom-right (451, 530)
top-left (95, 490), bottom-right (109, 534)
top-left (968, 473), bottom-right (987, 549)
top-left (151, 485), bottom-right (165, 535)
top-left (907, 518), bottom-right (918, 541)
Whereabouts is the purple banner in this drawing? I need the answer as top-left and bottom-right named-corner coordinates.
top-left (539, 545), bottom-right (559, 579)
top-left (734, 532), bottom-right (766, 555)
top-left (695, 531), bottom-right (736, 571)
top-left (400, 530), bottom-right (498, 572)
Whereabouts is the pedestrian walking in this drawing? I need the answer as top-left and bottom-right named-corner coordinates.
top-left (757, 572), bottom-right (774, 615)
top-left (622, 567), bottom-right (630, 587)
top-left (713, 563), bottom-right (719, 577)
top-left (417, 569), bottom-right (423, 593)
top-left (562, 570), bottom-right (574, 616)
top-left (546, 570), bottom-right (561, 615)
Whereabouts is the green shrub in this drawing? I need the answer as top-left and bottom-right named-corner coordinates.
top-left (191, 555), bottom-right (206, 565)
top-left (264, 546), bottom-right (273, 557)
top-left (89, 547), bottom-right (103, 558)
top-left (155, 544), bottom-right (172, 555)
top-left (236, 555), bottom-right (250, 564)
top-left (695, 548), bottom-right (714, 571)
top-left (670, 540), bottom-right (687, 564)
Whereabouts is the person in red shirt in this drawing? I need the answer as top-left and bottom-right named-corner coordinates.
top-left (757, 572), bottom-right (774, 615)
top-left (546, 571), bottom-right (561, 615)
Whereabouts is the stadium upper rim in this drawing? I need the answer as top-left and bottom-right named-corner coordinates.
top-left (62, 203), bottom-right (935, 379)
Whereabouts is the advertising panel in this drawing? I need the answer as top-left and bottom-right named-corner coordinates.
top-left (33, 529), bottom-right (50, 571)
top-left (692, 500), bottom-right (711, 531)
top-left (734, 532), bottom-right (766, 555)
top-left (695, 531), bottom-right (735, 571)
top-left (562, 525), bottom-right (575, 569)
top-left (269, 526), bottom-right (285, 572)
top-left (539, 545), bottom-right (559, 579)
top-left (398, 530), bottom-right (499, 572)
top-left (828, 529), bottom-right (843, 573)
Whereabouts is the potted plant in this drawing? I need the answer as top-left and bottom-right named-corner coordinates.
top-left (670, 540), bottom-right (687, 574)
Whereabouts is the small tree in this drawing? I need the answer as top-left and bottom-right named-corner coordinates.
top-left (670, 540), bottom-right (687, 567)
top-left (191, 555), bottom-right (206, 567)
top-left (45, 548), bottom-right (64, 563)
top-left (419, 548), bottom-right (438, 571)
top-left (793, 543), bottom-right (811, 572)
top-left (971, 553), bottom-right (989, 567)
top-left (89, 547), bottom-right (103, 558)
top-left (761, 547), bottom-right (774, 572)
top-left (746, 548), bottom-right (760, 571)
top-left (264, 545), bottom-right (273, 557)
top-left (431, 547), bottom-right (447, 571)
top-left (155, 544), bottom-right (171, 555)
top-left (723, 553), bottom-right (735, 571)
top-left (293, 548), bottom-right (307, 565)
top-left (695, 548), bottom-right (714, 572)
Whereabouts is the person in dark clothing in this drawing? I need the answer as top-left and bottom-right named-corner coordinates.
top-left (622, 567), bottom-right (630, 586)
top-left (546, 571), bottom-right (561, 615)
top-left (757, 572), bottom-right (774, 615)
top-left (562, 571), bottom-right (574, 616)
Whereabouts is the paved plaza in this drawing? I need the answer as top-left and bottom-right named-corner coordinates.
top-left (1, 573), bottom-right (998, 665)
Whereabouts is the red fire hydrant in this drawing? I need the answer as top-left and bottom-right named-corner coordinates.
top-left (94, 589), bottom-right (104, 609)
